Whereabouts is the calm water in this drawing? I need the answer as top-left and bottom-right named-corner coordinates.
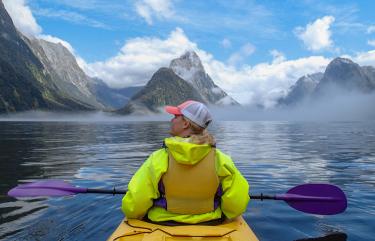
top-left (0, 121), bottom-right (374, 241)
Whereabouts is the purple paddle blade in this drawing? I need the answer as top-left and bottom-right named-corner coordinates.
top-left (7, 180), bottom-right (87, 197)
top-left (275, 183), bottom-right (347, 215)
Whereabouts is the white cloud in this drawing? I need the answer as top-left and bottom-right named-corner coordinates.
top-left (135, 0), bottom-right (175, 25)
top-left (367, 25), bottom-right (375, 34)
top-left (39, 35), bottom-right (75, 53)
top-left (368, 39), bottom-right (375, 47)
top-left (352, 50), bottom-right (375, 67)
top-left (1, 1), bottom-right (332, 108)
top-left (3, 0), bottom-right (81, 57)
top-left (295, 16), bottom-right (335, 51)
top-left (270, 49), bottom-right (286, 64)
top-left (203, 55), bottom-right (330, 107)
top-left (227, 43), bottom-right (256, 66)
top-left (221, 38), bottom-right (232, 48)
top-left (3, 0), bottom-right (42, 37)
top-left (87, 28), bottom-right (329, 107)
top-left (85, 28), bottom-right (197, 87)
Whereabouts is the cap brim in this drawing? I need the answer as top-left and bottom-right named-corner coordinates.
top-left (165, 106), bottom-right (182, 115)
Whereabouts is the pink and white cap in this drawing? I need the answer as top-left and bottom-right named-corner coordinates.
top-left (165, 100), bottom-right (212, 128)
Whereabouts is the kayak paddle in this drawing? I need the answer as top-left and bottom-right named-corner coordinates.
top-left (251, 183), bottom-right (347, 215)
top-left (8, 180), bottom-right (346, 215)
top-left (7, 180), bottom-right (126, 197)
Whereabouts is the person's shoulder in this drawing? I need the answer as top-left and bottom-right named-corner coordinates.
top-left (147, 147), bottom-right (168, 171)
top-left (214, 148), bottom-right (237, 176)
top-left (215, 148), bottom-right (231, 159)
top-left (150, 148), bottom-right (168, 158)
top-left (215, 148), bottom-right (235, 167)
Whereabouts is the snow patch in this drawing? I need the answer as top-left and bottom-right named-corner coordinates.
top-left (171, 65), bottom-right (198, 84)
top-left (170, 51), bottom-right (204, 83)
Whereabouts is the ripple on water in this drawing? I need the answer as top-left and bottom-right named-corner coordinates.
top-left (1, 121), bottom-right (374, 240)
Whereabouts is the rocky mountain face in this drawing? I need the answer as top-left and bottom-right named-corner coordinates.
top-left (119, 51), bottom-right (239, 114)
top-left (0, 0), bottom-right (55, 112)
top-left (170, 51), bottom-right (238, 105)
top-left (0, 0), bottom-right (140, 112)
top-left (0, 0), bottom-right (103, 113)
top-left (279, 57), bottom-right (375, 106)
top-left (27, 38), bottom-right (143, 110)
top-left (118, 68), bottom-right (205, 114)
top-left (278, 73), bottom-right (323, 105)
top-left (26, 38), bottom-right (104, 109)
top-left (315, 57), bottom-right (375, 95)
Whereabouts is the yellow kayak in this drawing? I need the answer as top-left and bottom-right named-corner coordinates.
top-left (107, 216), bottom-right (259, 241)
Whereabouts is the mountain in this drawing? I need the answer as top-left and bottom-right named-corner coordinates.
top-left (118, 68), bottom-right (205, 114)
top-left (118, 51), bottom-right (239, 115)
top-left (26, 36), bottom-right (144, 110)
top-left (1, 0), bottom-right (139, 112)
top-left (0, 0), bottom-right (51, 112)
top-left (315, 57), bottom-right (375, 95)
top-left (1, 0), bottom-right (237, 114)
top-left (278, 73), bottom-right (323, 105)
top-left (170, 51), bottom-right (238, 105)
top-left (25, 38), bottom-right (104, 109)
top-left (0, 1), bottom-right (100, 113)
top-left (278, 57), bottom-right (375, 106)
top-left (88, 77), bottom-right (143, 109)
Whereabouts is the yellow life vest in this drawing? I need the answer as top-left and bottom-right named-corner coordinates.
top-left (162, 148), bottom-right (219, 215)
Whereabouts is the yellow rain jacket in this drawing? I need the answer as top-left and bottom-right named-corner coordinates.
top-left (122, 137), bottom-right (250, 224)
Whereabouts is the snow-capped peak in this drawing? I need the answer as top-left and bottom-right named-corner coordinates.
top-left (169, 51), bottom-right (205, 83)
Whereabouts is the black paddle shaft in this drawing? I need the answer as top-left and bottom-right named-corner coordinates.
top-left (86, 189), bottom-right (272, 199)
top-left (251, 193), bottom-right (276, 201)
top-left (87, 188), bottom-right (127, 195)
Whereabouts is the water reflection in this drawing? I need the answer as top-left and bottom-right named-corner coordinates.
top-left (1, 121), bottom-right (374, 240)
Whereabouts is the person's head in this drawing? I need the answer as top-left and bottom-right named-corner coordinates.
top-left (165, 100), bottom-right (215, 145)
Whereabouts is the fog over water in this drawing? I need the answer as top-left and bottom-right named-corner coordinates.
top-left (1, 92), bottom-right (374, 122)
top-left (212, 92), bottom-right (375, 121)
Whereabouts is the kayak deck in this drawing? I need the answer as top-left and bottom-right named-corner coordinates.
top-left (108, 216), bottom-right (259, 241)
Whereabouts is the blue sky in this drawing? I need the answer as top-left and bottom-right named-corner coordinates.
top-left (4, 0), bottom-right (375, 106)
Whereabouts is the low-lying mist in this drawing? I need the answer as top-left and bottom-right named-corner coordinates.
top-left (0, 111), bottom-right (170, 122)
top-left (211, 91), bottom-right (375, 121)
top-left (0, 92), bottom-right (374, 122)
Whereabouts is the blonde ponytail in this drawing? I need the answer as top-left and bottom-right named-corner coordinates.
top-left (183, 117), bottom-right (216, 146)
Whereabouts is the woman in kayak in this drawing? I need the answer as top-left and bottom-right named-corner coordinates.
top-left (122, 100), bottom-right (249, 224)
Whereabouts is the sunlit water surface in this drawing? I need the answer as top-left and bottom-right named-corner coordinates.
top-left (0, 121), bottom-right (374, 240)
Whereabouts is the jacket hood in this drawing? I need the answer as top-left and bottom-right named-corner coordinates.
top-left (164, 137), bottom-right (212, 165)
